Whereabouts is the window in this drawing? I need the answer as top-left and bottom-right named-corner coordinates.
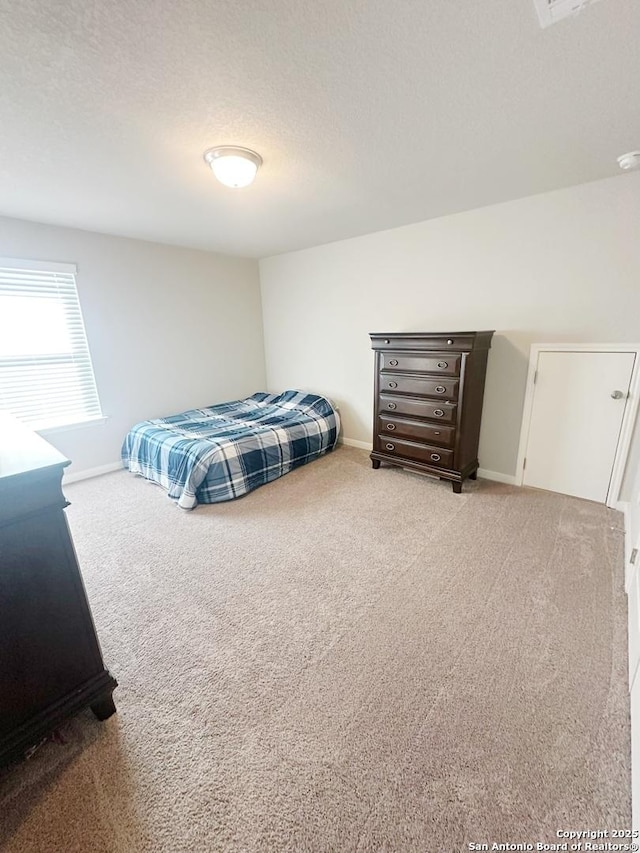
top-left (0, 258), bottom-right (103, 430)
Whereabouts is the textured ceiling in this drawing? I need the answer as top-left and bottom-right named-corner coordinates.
top-left (0, 0), bottom-right (638, 258)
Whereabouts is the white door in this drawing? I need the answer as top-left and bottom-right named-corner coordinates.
top-left (627, 458), bottom-right (640, 683)
top-left (523, 351), bottom-right (635, 502)
top-left (627, 457), bottom-right (640, 831)
top-left (632, 671), bottom-right (640, 831)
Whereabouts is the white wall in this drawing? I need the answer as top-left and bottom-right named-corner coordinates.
top-left (0, 216), bottom-right (265, 475)
top-left (260, 173), bottom-right (640, 488)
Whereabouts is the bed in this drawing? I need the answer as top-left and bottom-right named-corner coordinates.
top-left (121, 390), bottom-right (340, 510)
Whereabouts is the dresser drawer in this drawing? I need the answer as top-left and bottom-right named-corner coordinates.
top-left (377, 436), bottom-right (454, 469)
top-left (379, 415), bottom-right (455, 447)
top-left (381, 354), bottom-right (460, 376)
top-left (379, 394), bottom-right (457, 424)
top-left (371, 334), bottom-right (475, 352)
top-left (379, 370), bottom-right (459, 399)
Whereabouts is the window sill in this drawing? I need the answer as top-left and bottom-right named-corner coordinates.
top-left (36, 416), bottom-right (109, 436)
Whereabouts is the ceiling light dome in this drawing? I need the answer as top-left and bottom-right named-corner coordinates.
top-left (617, 151), bottom-right (640, 172)
top-left (203, 146), bottom-right (263, 188)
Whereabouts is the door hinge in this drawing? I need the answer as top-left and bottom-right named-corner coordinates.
top-left (523, 458), bottom-right (527, 470)
top-left (533, 370), bottom-right (538, 385)
top-left (632, 548), bottom-right (638, 566)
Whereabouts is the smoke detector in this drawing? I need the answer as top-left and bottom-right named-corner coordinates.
top-left (533, 0), bottom-right (602, 28)
top-left (617, 151), bottom-right (640, 172)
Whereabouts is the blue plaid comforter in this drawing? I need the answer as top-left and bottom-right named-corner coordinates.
top-left (121, 390), bottom-right (340, 509)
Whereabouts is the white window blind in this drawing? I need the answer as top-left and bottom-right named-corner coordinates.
top-left (0, 258), bottom-right (103, 430)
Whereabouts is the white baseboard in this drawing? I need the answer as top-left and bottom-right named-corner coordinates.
top-left (619, 499), bottom-right (631, 517)
top-left (340, 437), bottom-right (373, 451)
top-left (477, 468), bottom-right (517, 485)
top-left (63, 462), bottom-right (123, 484)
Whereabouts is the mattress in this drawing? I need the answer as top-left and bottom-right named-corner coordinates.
top-left (121, 390), bottom-right (340, 509)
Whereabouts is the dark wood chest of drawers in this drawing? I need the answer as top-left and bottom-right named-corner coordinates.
top-left (0, 414), bottom-right (117, 767)
top-left (369, 331), bottom-right (494, 492)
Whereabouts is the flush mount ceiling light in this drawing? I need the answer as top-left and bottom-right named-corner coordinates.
top-left (617, 151), bottom-right (640, 172)
top-left (532, 0), bottom-right (602, 28)
top-left (203, 146), bottom-right (263, 188)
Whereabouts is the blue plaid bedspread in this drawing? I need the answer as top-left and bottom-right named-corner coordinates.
top-left (121, 390), bottom-right (340, 509)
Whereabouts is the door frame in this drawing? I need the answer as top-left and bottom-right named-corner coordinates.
top-left (515, 343), bottom-right (640, 508)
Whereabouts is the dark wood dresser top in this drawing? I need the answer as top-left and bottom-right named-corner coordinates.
top-left (370, 331), bottom-right (494, 351)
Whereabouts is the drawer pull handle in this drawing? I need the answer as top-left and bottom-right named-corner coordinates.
top-left (437, 361), bottom-right (448, 369)
top-left (447, 339), bottom-right (454, 345)
top-left (384, 339), bottom-right (390, 344)
top-left (389, 359), bottom-right (398, 366)
top-left (430, 453), bottom-right (441, 462)
top-left (387, 403), bottom-right (397, 410)
top-left (434, 431), bottom-right (441, 435)
top-left (433, 409), bottom-right (445, 417)
top-left (385, 443), bottom-right (395, 451)
top-left (386, 424), bottom-right (396, 431)
top-left (435, 385), bottom-right (446, 393)
top-left (388, 381), bottom-right (398, 388)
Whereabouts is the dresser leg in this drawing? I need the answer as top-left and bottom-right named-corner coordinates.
top-left (452, 481), bottom-right (463, 494)
top-left (371, 459), bottom-right (381, 469)
top-left (469, 470), bottom-right (478, 480)
top-left (91, 694), bottom-right (117, 721)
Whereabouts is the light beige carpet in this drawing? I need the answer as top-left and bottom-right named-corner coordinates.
top-left (0, 446), bottom-right (631, 852)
